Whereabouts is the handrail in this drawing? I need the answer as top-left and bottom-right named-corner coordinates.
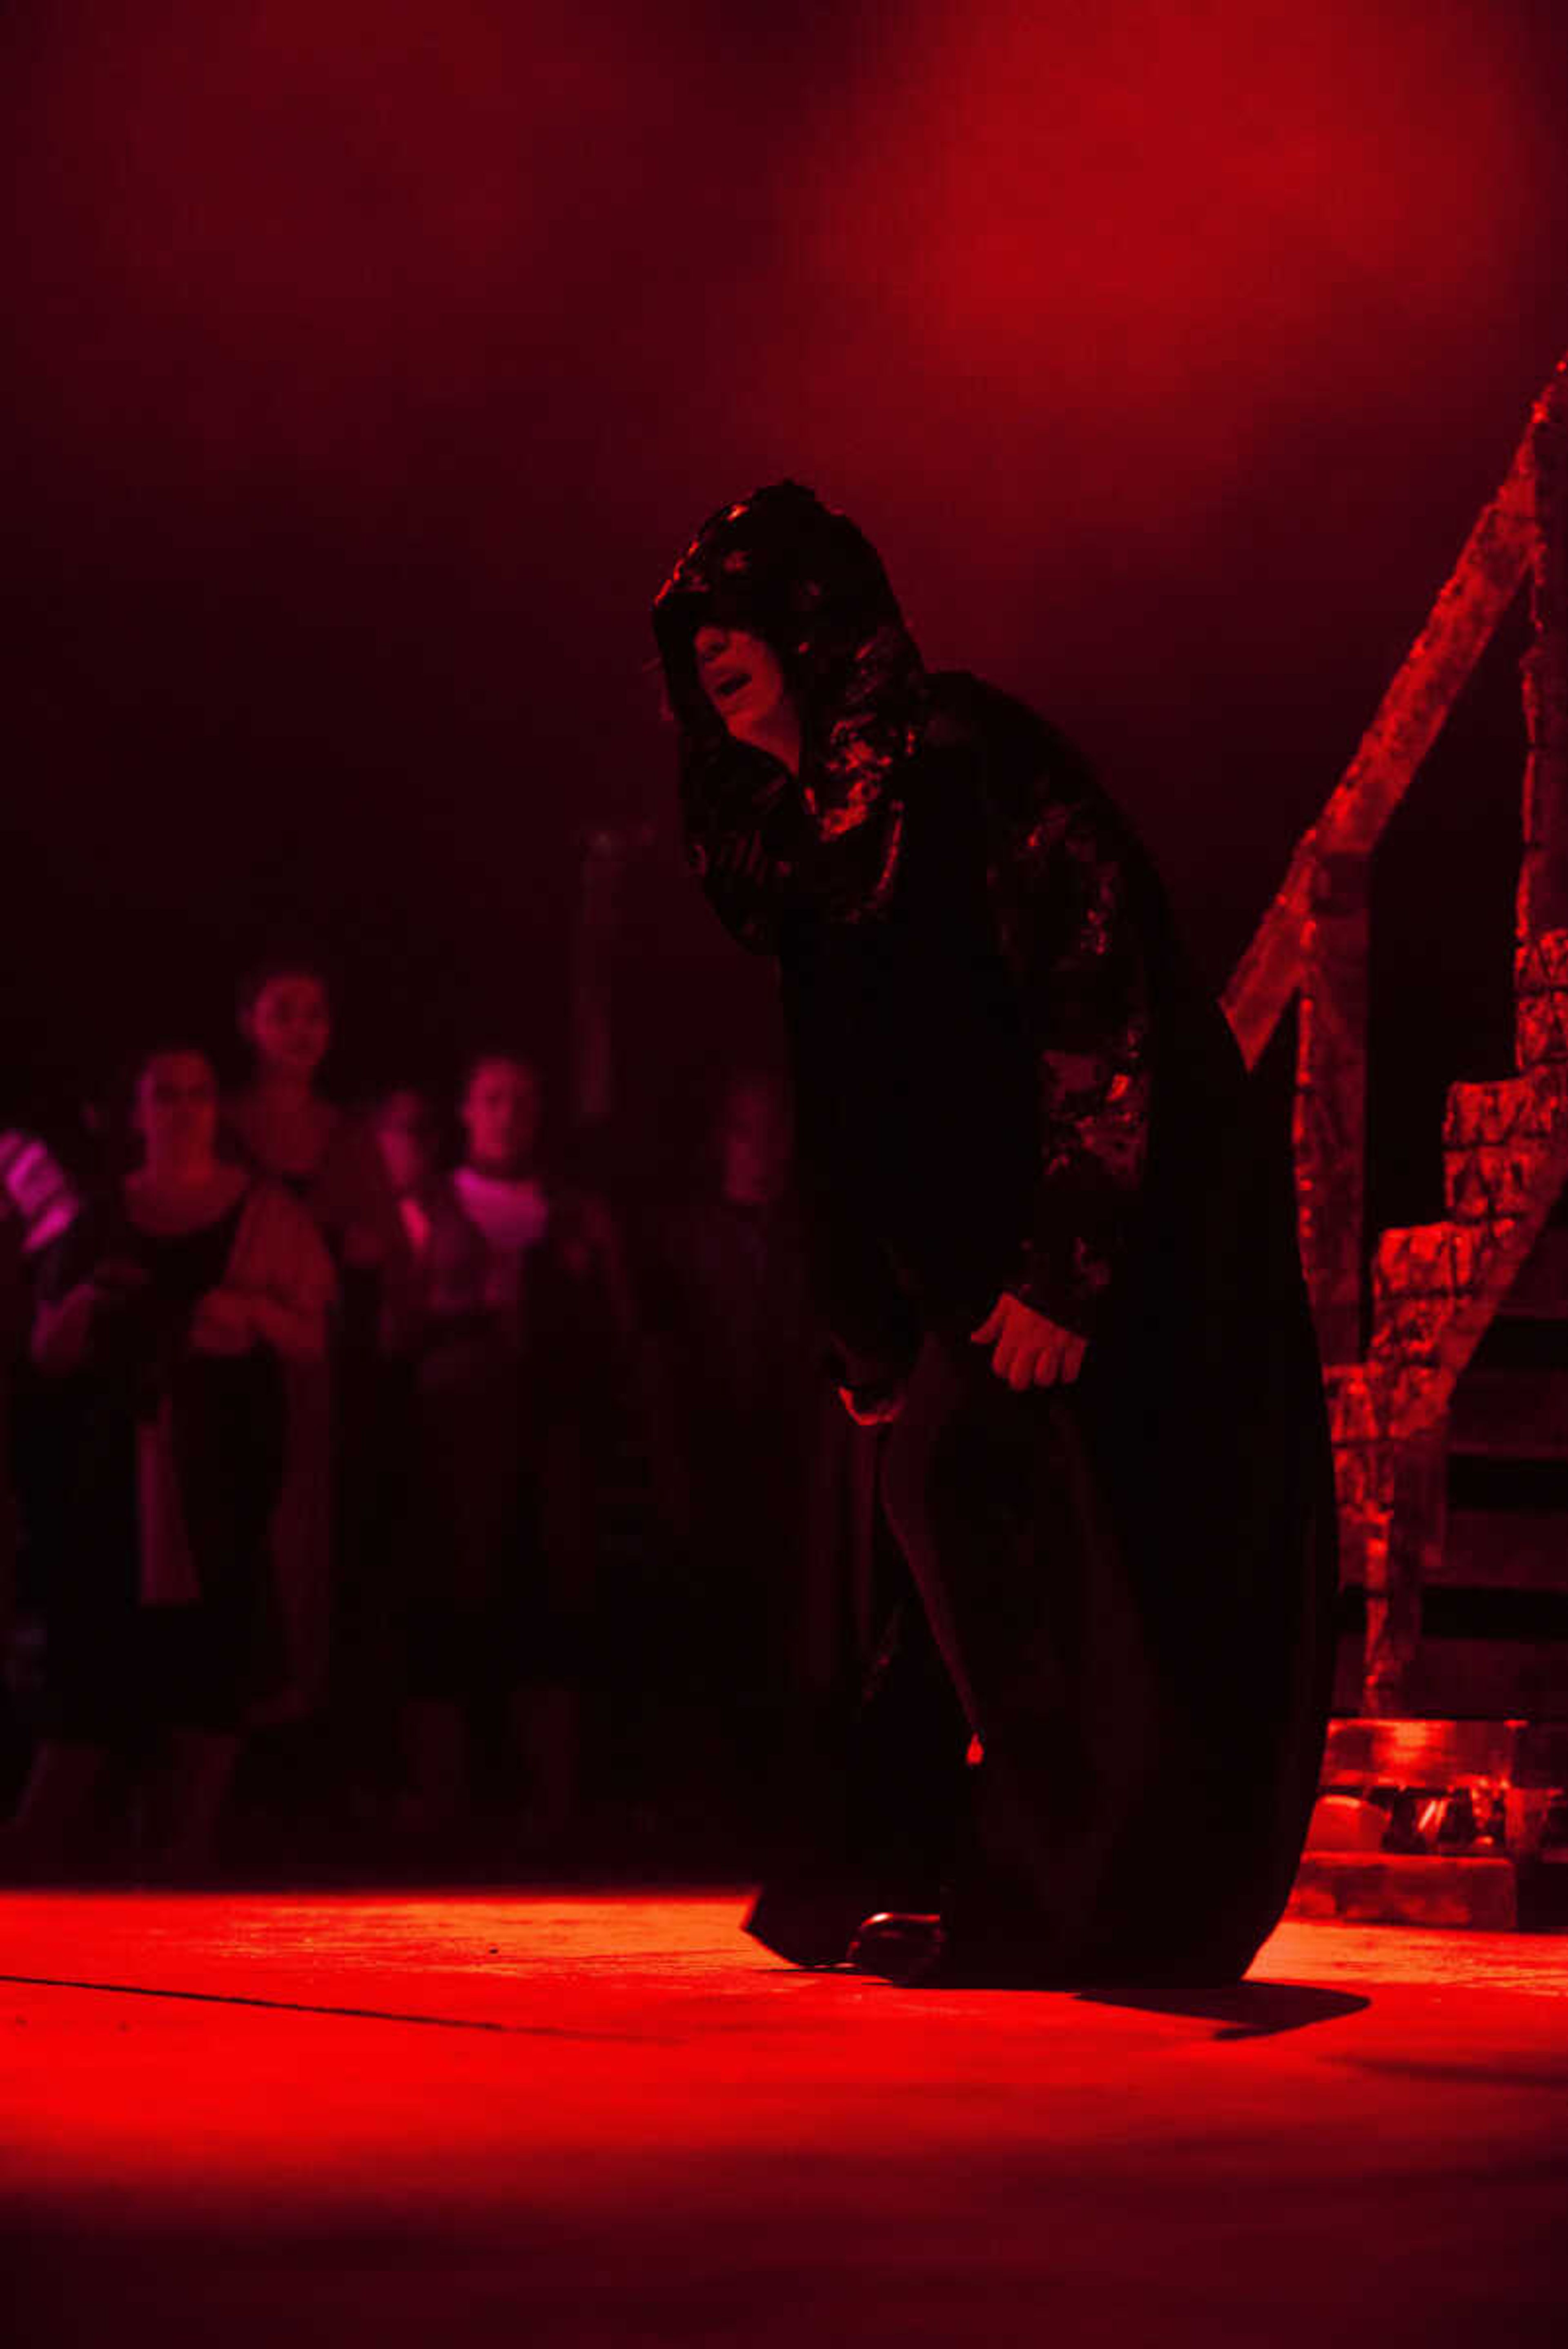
top-left (1213, 350), bottom-right (1568, 1713)
top-left (1220, 356), bottom-right (1565, 1378)
top-left (1223, 412), bottom-right (1541, 1071)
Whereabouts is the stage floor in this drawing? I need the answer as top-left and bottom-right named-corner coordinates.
top-left (2, 1888), bottom-right (1564, 2345)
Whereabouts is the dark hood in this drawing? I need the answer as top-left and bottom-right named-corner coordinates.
top-left (652, 481), bottom-right (928, 949)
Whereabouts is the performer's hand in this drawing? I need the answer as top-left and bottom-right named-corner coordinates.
top-left (971, 1293), bottom-right (1087, 1391)
top-left (189, 1287), bottom-right (256, 1356)
top-left (711, 833), bottom-right (772, 889)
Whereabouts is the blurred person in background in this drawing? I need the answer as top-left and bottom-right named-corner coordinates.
top-left (4, 1047), bottom-right (332, 1877)
top-left (1, 1124), bottom-right (84, 1693)
top-left (398, 1051), bottom-right (636, 1855)
top-left (226, 959), bottom-right (410, 1831)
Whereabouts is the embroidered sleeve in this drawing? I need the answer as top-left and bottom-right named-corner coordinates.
top-left (1004, 797), bottom-right (1154, 1338)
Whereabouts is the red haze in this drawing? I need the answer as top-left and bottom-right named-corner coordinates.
top-left (2, 0), bottom-right (1566, 1116)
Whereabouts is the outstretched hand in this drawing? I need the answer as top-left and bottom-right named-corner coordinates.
top-left (971, 1293), bottom-right (1087, 1391)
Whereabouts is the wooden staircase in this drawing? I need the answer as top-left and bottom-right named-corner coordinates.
top-left (1224, 353), bottom-right (1568, 1917)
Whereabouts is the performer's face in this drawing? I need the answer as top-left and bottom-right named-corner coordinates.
top-left (244, 973), bottom-right (331, 1083)
top-left (134, 1051), bottom-right (219, 1168)
top-left (693, 624), bottom-right (798, 765)
top-left (375, 1089), bottom-right (438, 1197)
top-left (462, 1057), bottom-right (541, 1174)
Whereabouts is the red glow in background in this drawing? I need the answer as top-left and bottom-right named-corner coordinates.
top-left (3, 0), bottom-right (1567, 1160)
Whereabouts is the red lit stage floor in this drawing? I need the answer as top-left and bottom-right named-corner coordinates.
top-left (2, 1890), bottom-right (1564, 2347)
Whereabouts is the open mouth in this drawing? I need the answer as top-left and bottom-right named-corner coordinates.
top-left (710, 669), bottom-right (751, 702)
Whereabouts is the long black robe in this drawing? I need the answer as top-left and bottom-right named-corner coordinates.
top-left (653, 482), bottom-right (1336, 1983)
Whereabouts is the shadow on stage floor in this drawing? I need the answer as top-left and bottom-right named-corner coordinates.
top-left (1077, 1981), bottom-right (1372, 2037)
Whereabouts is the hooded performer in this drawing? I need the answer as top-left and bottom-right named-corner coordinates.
top-left (653, 481), bottom-right (1336, 1985)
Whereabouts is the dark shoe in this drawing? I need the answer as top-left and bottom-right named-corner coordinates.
top-left (746, 1875), bottom-right (889, 1970)
top-left (844, 1911), bottom-right (947, 1986)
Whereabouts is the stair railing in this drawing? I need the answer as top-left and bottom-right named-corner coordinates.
top-left (1222, 352), bottom-right (1568, 1712)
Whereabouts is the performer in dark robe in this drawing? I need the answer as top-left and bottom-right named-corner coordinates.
top-left (652, 481), bottom-right (1337, 1986)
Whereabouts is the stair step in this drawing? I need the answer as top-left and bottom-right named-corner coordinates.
top-left (1443, 1075), bottom-right (1554, 1221)
top-left (1287, 1852), bottom-right (1520, 1930)
top-left (1373, 1221), bottom-right (1485, 1301)
top-left (1515, 932), bottom-right (1568, 1070)
top-left (1448, 1367), bottom-right (1568, 1457)
top-left (1439, 1510), bottom-right (1568, 1590)
top-left (1444, 1065), bottom-right (1568, 1209)
top-left (1368, 1222), bottom-right (1489, 1371)
top-left (1443, 1077), bottom-right (1541, 1148)
top-left (1294, 1849), bottom-right (1568, 1931)
top-left (1322, 1716), bottom-right (1568, 1788)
